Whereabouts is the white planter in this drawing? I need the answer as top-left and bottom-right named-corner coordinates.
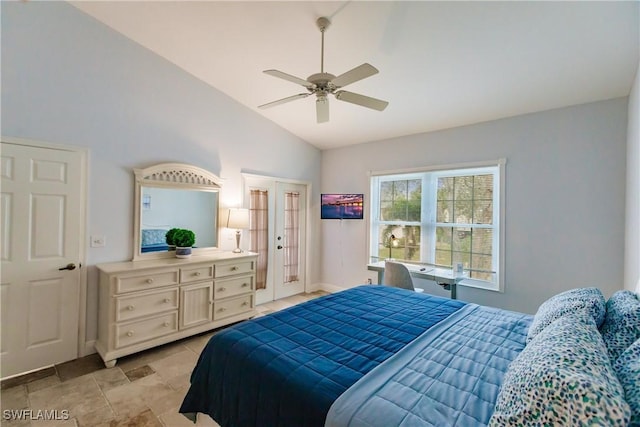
top-left (175, 246), bottom-right (192, 258)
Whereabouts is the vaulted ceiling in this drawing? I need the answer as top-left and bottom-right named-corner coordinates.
top-left (71, 1), bottom-right (639, 150)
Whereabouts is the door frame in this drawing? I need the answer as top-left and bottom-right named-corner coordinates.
top-left (241, 173), bottom-right (312, 301)
top-left (1, 136), bottom-right (89, 368)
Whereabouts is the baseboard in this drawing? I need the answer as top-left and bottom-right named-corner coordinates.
top-left (314, 283), bottom-right (348, 294)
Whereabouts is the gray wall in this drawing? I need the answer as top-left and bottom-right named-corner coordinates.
top-left (626, 61), bottom-right (640, 293)
top-left (320, 98), bottom-right (628, 314)
top-left (1, 2), bottom-right (321, 345)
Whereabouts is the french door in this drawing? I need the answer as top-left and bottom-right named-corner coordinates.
top-left (1, 140), bottom-right (85, 378)
top-left (244, 175), bottom-right (307, 305)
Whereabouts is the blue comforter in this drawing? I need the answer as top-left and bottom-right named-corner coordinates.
top-left (325, 304), bottom-right (532, 426)
top-left (179, 285), bottom-right (465, 427)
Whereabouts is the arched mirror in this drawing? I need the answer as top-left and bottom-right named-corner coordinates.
top-left (133, 163), bottom-right (223, 261)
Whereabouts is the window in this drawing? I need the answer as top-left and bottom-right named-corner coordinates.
top-left (369, 160), bottom-right (505, 291)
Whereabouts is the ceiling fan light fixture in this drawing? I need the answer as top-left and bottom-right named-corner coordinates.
top-left (316, 94), bottom-right (329, 123)
top-left (259, 16), bottom-right (388, 123)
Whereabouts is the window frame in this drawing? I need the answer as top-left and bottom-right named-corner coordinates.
top-left (369, 159), bottom-right (506, 292)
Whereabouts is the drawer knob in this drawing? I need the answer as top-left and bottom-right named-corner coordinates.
top-left (209, 300), bottom-right (213, 305)
top-left (163, 298), bottom-right (171, 303)
top-left (194, 272), bottom-right (201, 276)
top-left (127, 331), bottom-right (134, 337)
top-left (163, 321), bottom-right (170, 327)
top-left (127, 305), bottom-right (135, 311)
top-left (218, 307), bottom-right (226, 312)
top-left (242, 283), bottom-right (248, 287)
top-left (241, 301), bottom-right (248, 306)
top-left (146, 278), bottom-right (154, 284)
top-left (218, 287), bottom-right (226, 292)
top-left (231, 266), bottom-right (238, 271)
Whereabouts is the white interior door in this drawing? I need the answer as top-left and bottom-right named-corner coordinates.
top-left (1, 141), bottom-right (84, 378)
top-left (244, 176), bottom-right (307, 304)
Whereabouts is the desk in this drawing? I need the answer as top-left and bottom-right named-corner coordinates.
top-left (367, 261), bottom-right (464, 299)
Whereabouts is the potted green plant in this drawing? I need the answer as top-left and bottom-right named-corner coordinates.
top-left (173, 229), bottom-right (196, 258)
top-left (165, 228), bottom-right (180, 251)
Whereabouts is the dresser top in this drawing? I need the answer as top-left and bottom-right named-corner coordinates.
top-left (97, 251), bottom-right (257, 274)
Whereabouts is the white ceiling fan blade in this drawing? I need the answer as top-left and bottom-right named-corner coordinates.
top-left (316, 96), bottom-right (329, 123)
top-left (331, 63), bottom-right (379, 88)
top-left (263, 70), bottom-right (314, 88)
top-left (258, 93), bottom-right (310, 109)
top-left (335, 90), bottom-right (389, 111)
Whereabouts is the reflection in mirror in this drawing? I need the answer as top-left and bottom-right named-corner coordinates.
top-left (140, 187), bottom-right (218, 252)
top-left (133, 163), bottom-right (223, 261)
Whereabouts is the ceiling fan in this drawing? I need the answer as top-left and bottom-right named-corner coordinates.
top-left (258, 17), bottom-right (389, 123)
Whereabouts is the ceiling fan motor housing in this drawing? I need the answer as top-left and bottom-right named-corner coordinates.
top-left (307, 72), bottom-right (337, 92)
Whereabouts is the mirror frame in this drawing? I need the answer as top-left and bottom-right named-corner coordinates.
top-left (133, 162), bottom-right (224, 261)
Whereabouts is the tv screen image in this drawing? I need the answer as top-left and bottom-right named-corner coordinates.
top-left (321, 194), bottom-right (364, 219)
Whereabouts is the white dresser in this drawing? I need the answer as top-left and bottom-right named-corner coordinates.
top-left (96, 252), bottom-right (257, 367)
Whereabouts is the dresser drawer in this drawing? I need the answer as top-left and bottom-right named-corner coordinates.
top-left (115, 312), bottom-right (178, 348)
top-left (214, 260), bottom-right (255, 278)
top-left (213, 294), bottom-right (253, 320)
top-left (214, 275), bottom-right (254, 299)
top-left (115, 288), bottom-right (179, 322)
top-left (115, 269), bottom-right (179, 294)
top-left (180, 265), bottom-right (214, 284)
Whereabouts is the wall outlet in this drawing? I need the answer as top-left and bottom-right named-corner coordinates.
top-left (91, 235), bottom-right (106, 248)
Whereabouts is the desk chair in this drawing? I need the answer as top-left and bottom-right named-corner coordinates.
top-left (384, 261), bottom-right (424, 293)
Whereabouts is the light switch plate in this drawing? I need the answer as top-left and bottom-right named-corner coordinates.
top-left (91, 235), bottom-right (106, 248)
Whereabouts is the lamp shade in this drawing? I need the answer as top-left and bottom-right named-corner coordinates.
top-left (225, 208), bottom-right (249, 229)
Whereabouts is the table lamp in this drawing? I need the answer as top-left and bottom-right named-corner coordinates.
top-left (225, 208), bottom-right (249, 253)
top-left (388, 234), bottom-right (398, 260)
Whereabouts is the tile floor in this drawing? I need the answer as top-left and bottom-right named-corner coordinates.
top-left (0, 291), bottom-right (329, 427)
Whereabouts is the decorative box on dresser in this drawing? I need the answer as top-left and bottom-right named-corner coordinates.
top-left (96, 252), bottom-right (257, 368)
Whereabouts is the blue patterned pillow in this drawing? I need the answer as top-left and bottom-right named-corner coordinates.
top-left (614, 338), bottom-right (640, 426)
top-left (490, 312), bottom-right (630, 426)
top-left (141, 229), bottom-right (168, 246)
top-left (526, 287), bottom-right (605, 343)
top-left (601, 290), bottom-right (640, 363)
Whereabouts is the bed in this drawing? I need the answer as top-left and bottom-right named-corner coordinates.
top-left (179, 285), bottom-right (639, 426)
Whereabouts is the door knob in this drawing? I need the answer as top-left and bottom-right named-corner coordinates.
top-left (277, 245), bottom-right (283, 250)
top-left (58, 263), bottom-right (77, 271)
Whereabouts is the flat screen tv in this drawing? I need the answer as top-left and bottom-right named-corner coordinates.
top-left (321, 194), bottom-right (364, 220)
